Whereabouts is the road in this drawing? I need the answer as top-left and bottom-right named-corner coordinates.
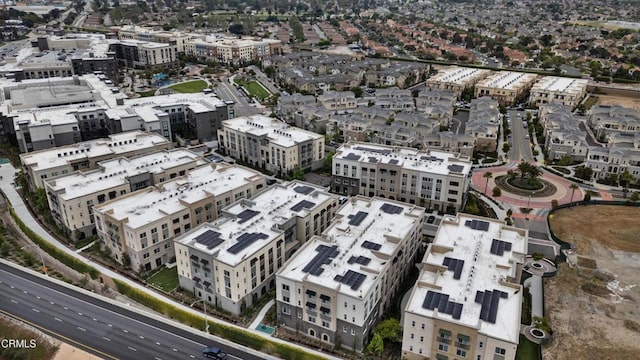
top-left (0, 262), bottom-right (259, 360)
top-left (216, 78), bottom-right (260, 117)
top-left (247, 65), bottom-right (280, 95)
top-left (507, 110), bottom-right (534, 162)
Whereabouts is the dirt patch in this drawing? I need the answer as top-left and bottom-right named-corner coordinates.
top-left (596, 94), bottom-right (640, 111)
top-left (544, 205), bottom-right (640, 360)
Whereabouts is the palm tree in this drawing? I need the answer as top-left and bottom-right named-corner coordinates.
top-left (569, 183), bottom-right (579, 206)
top-left (620, 170), bottom-right (634, 198)
top-left (483, 171), bottom-right (493, 195)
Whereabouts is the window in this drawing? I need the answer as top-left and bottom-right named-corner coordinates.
top-left (322, 320), bottom-right (330, 328)
top-left (456, 349), bottom-right (466, 357)
top-left (411, 333), bottom-right (414, 339)
top-left (420, 336), bottom-right (424, 342)
top-left (281, 306), bottom-right (290, 315)
top-left (343, 325), bottom-right (347, 333)
top-left (479, 341), bottom-right (483, 348)
top-left (283, 296), bottom-right (290, 303)
top-left (438, 344), bottom-right (448, 352)
top-left (495, 347), bottom-right (506, 355)
top-left (308, 316), bottom-right (316, 323)
top-left (350, 329), bottom-right (355, 336)
top-left (412, 321), bottom-right (415, 327)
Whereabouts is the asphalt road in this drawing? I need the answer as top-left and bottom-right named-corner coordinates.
top-left (0, 263), bottom-right (259, 360)
top-left (216, 78), bottom-right (260, 117)
top-left (507, 110), bottom-right (534, 162)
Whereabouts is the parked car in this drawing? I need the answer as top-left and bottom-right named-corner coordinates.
top-left (203, 347), bottom-right (228, 359)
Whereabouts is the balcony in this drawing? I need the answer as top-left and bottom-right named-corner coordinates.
top-left (437, 337), bottom-right (451, 345)
top-left (455, 342), bottom-right (470, 350)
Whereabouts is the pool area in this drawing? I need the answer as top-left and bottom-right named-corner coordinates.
top-left (0, 158), bottom-right (9, 164)
top-left (255, 324), bottom-right (275, 335)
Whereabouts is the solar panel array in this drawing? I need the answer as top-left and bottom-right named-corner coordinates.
top-left (237, 209), bottom-right (260, 224)
top-left (422, 290), bottom-right (464, 320)
top-left (380, 203), bottom-right (403, 215)
top-left (368, 157), bottom-right (378, 163)
top-left (194, 230), bottom-right (224, 250)
top-left (227, 232), bottom-right (269, 254)
top-left (302, 245), bottom-right (339, 276)
top-left (490, 239), bottom-right (513, 256)
top-left (420, 155), bottom-right (443, 163)
top-left (464, 219), bottom-right (490, 231)
top-left (344, 153), bottom-right (361, 161)
top-left (347, 255), bottom-right (371, 266)
top-left (334, 270), bottom-right (367, 290)
top-left (293, 185), bottom-right (314, 195)
top-left (362, 240), bottom-right (382, 251)
top-left (348, 211), bottom-right (369, 226)
top-left (475, 289), bottom-right (508, 324)
top-left (354, 146), bottom-right (392, 155)
top-left (448, 164), bottom-right (464, 173)
top-left (290, 199), bottom-right (316, 212)
top-left (388, 159), bottom-right (399, 165)
top-left (442, 257), bottom-right (465, 280)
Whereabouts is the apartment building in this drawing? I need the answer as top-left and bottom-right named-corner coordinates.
top-left (174, 181), bottom-right (338, 314)
top-left (587, 105), bottom-right (640, 141)
top-left (540, 103), bottom-right (588, 162)
top-left (276, 196), bottom-right (425, 350)
top-left (465, 97), bottom-right (500, 152)
top-left (94, 163), bottom-right (267, 271)
top-left (422, 132), bottom-right (475, 158)
top-left (426, 66), bottom-right (491, 96)
top-left (402, 214), bottom-right (528, 360)
top-left (528, 76), bottom-right (588, 109)
top-left (415, 89), bottom-right (456, 114)
top-left (108, 40), bottom-right (177, 69)
top-left (585, 146), bottom-right (640, 180)
top-left (117, 25), bottom-right (192, 52)
top-left (317, 90), bottom-right (357, 114)
top-left (44, 149), bottom-right (204, 238)
top-left (218, 115), bottom-right (325, 175)
top-left (20, 131), bottom-right (171, 189)
top-left (184, 37), bottom-right (282, 65)
top-left (474, 71), bottom-right (538, 106)
top-left (332, 142), bottom-right (472, 212)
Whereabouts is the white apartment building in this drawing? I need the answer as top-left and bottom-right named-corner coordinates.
top-left (585, 146), bottom-right (640, 180)
top-left (528, 76), bottom-right (588, 109)
top-left (474, 71), bottom-right (538, 106)
top-left (94, 163), bottom-right (267, 272)
top-left (426, 66), bottom-right (491, 96)
top-left (332, 142), bottom-right (472, 212)
top-left (184, 37), bottom-right (282, 64)
top-left (276, 196), bottom-right (425, 350)
top-left (466, 97), bottom-right (500, 152)
top-left (587, 105), bottom-right (640, 140)
top-left (540, 103), bottom-right (588, 162)
top-left (44, 149), bottom-right (204, 238)
top-left (174, 181), bottom-right (338, 314)
top-left (402, 214), bottom-right (528, 360)
top-left (218, 115), bottom-right (325, 175)
top-left (20, 131), bottom-right (171, 189)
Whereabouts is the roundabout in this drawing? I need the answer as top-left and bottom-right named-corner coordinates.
top-left (494, 175), bottom-right (558, 198)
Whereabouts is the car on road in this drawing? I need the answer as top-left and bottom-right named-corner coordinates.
top-left (427, 215), bottom-right (436, 224)
top-left (203, 347), bottom-right (228, 359)
top-left (525, 134), bottom-right (530, 139)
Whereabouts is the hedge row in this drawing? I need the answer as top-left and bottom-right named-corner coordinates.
top-left (9, 207), bottom-right (100, 279)
top-left (113, 279), bottom-right (325, 360)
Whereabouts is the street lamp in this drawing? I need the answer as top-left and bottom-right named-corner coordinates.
top-left (190, 298), bottom-right (209, 334)
top-left (21, 244), bottom-right (47, 275)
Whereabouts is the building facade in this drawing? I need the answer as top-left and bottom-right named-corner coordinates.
top-left (426, 66), bottom-right (490, 96)
top-left (528, 77), bottom-right (588, 109)
top-left (474, 71), bottom-right (538, 106)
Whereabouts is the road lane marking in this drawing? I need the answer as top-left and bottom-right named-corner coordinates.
top-left (36, 296), bottom-right (40, 299)
top-left (92, 318), bottom-right (97, 321)
top-left (102, 337), bottom-right (111, 342)
top-left (54, 318), bottom-right (62, 322)
top-left (63, 307), bottom-right (68, 310)
top-left (190, 355), bottom-right (195, 358)
top-left (77, 327), bottom-right (86, 331)
top-left (9, 285), bottom-right (13, 288)
top-left (32, 308), bottom-right (40, 313)
top-left (107, 323), bottom-right (112, 327)
top-left (10, 300), bottom-right (17, 304)
top-left (139, 335), bottom-right (144, 339)
top-left (123, 329), bottom-right (128, 333)
top-left (23, 290), bottom-right (27, 294)
top-left (78, 312), bottom-right (82, 316)
top-left (49, 301), bottom-right (54, 305)
top-left (155, 357), bottom-right (162, 360)
top-left (128, 346), bottom-right (137, 352)
top-left (155, 342), bottom-right (161, 345)
top-left (172, 348), bottom-right (177, 352)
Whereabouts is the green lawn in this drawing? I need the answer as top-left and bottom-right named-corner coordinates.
top-left (235, 78), bottom-right (271, 100)
top-left (146, 266), bottom-right (179, 292)
top-left (169, 80), bottom-right (208, 93)
top-left (137, 90), bottom-right (156, 97)
top-left (516, 334), bottom-right (540, 360)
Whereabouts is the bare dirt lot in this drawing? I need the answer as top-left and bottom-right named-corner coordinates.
top-left (546, 205), bottom-right (640, 360)
top-left (596, 94), bottom-right (640, 112)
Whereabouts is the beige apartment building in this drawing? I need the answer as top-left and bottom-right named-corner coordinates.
top-left (474, 71), bottom-right (538, 106)
top-left (426, 66), bottom-right (491, 96)
top-left (44, 149), bottom-right (204, 239)
top-left (331, 142), bottom-right (472, 212)
top-left (528, 76), bottom-right (588, 108)
top-left (20, 131), bottom-right (171, 189)
top-left (218, 114), bottom-right (325, 176)
top-left (184, 37), bottom-right (282, 64)
top-left (276, 196), bottom-right (425, 351)
top-left (174, 181), bottom-right (338, 315)
top-left (402, 214), bottom-right (528, 360)
top-left (93, 163), bottom-right (267, 272)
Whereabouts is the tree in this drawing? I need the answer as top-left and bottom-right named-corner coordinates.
top-left (350, 86), bottom-right (363, 98)
top-left (502, 143), bottom-right (510, 153)
top-left (374, 319), bottom-right (402, 342)
top-left (574, 165), bottom-right (593, 181)
top-left (630, 192), bottom-right (639, 202)
top-left (0, 242), bottom-right (10, 257)
top-left (517, 161), bottom-right (531, 179)
top-left (569, 183), bottom-right (579, 205)
top-left (483, 172), bottom-right (493, 195)
top-left (292, 167), bottom-right (304, 181)
top-left (492, 187), bottom-right (502, 197)
top-left (365, 333), bottom-right (384, 356)
top-left (558, 155), bottom-right (573, 166)
top-left (620, 170), bottom-right (634, 196)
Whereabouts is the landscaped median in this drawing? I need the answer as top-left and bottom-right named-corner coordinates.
top-left (9, 207), bottom-right (100, 280)
top-left (113, 279), bottom-right (326, 360)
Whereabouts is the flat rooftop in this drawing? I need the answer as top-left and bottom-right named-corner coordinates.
top-left (476, 71), bottom-right (538, 90)
top-left (124, 92), bottom-right (225, 113)
top-left (334, 142), bottom-right (472, 176)
top-left (45, 149), bottom-right (204, 200)
top-left (20, 131), bottom-right (171, 172)
top-left (94, 163), bottom-right (266, 230)
top-left (221, 114), bottom-right (323, 147)
top-left (428, 66), bottom-right (490, 85)
top-left (279, 196), bottom-right (424, 299)
top-left (406, 214), bottom-right (528, 343)
top-left (178, 181), bottom-right (334, 267)
top-left (531, 76), bottom-right (588, 93)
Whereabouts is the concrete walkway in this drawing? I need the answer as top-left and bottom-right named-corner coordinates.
top-left (524, 276), bottom-right (544, 320)
top-left (249, 299), bottom-right (275, 330)
top-left (0, 164), bottom-right (342, 360)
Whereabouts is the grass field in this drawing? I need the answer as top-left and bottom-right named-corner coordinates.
top-left (516, 335), bottom-right (539, 360)
top-left (235, 78), bottom-right (271, 100)
top-left (0, 316), bottom-right (58, 360)
top-left (147, 266), bottom-right (179, 292)
top-left (137, 90), bottom-right (156, 97)
top-left (169, 80), bottom-right (208, 93)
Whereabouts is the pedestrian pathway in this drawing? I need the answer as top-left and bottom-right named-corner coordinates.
top-left (249, 299), bottom-right (274, 330)
top-left (0, 164), bottom-right (342, 360)
top-left (599, 191), bottom-right (613, 200)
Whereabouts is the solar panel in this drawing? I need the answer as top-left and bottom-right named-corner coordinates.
top-left (420, 155), bottom-right (443, 162)
top-left (194, 230), bottom-right (224, 250)
top-left (354, 146), bottom-right (391, 155)
top-left (443, 257), bottom-right (465, 280)
top-left (237, 209), bottom-right (260, 224)
top-left (290, 200), bottom-right (316, 212)
top-left (334, 270), bottom-right (367, 290)
top-left (362, 241), bottom-right (382, 251)
top-left (490, 239), bottom-right (513, 256)
top-left (448, 164), bottom-right (464, 173)
top-left (302, 245), bottom-right (340, 276)
top-left (464, 219), bottom-right (490, 232)
top-left (368, 157), bottom-right (378, 163)
top-left (293, 185), bottom-right (314, 195)
top-left (348, 255), bottom-right (371, 265)
top-left (453, 303), bottom-right (463, 320)
top-left (422, 290), bottom-right (464, 319)
top-left (475, 289), bottom-right (508, 324)
top-left (388, 159), bottom-right (399, 165)
top-left (348, 211), bottom-right (369, 226)
top-left (380, 203), bottom-right (403, 215)
top-left (344, 153), bottom-right (361, 161)
top-left (227, 232), bottom-right (269, 254)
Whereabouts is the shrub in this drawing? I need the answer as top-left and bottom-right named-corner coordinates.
top-left (551, 199), bottom-right (559, 209)
top-left (492, 187), bottom-right (502, 197)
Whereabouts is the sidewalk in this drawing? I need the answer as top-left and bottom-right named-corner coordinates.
top-left (0, 164), bottom-right (341, 360)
